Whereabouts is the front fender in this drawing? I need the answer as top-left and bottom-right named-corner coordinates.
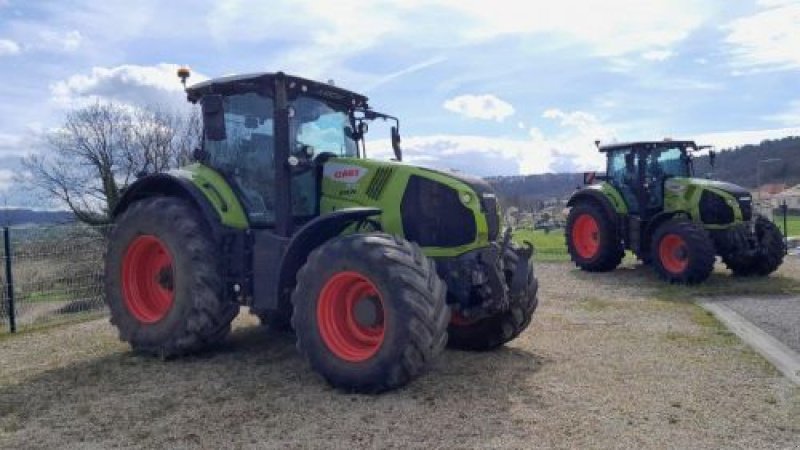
top-left (267, 207), bottom-right (382, 312)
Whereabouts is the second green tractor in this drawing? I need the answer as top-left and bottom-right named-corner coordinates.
top-left (566, 140), bottom-right (785, 284)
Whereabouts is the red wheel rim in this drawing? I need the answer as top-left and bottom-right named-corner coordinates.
top-left (317, 271), bottom-right (385, 362)
top-left (572, 213), bottom-right (600, 259)
top-left (659, 234), bottom-right (689, 274)
top-left (122, 235), bottom-right (175, 324)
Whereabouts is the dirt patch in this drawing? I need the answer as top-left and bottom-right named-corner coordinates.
top-left (1, 261), bottom-right (798, 449)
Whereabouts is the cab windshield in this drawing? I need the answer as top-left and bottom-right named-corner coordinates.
top-left (290, 96), bottom-right (358, 157)
top-left (648, 146), bottom-right (691, 179)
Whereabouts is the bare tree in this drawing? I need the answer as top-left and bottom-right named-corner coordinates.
top-left (21, 102), bottom-right (199, 225)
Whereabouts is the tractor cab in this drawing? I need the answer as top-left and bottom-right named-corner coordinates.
top-left (600, 140), bottom-right (697, 219)
top-left (184, 71), bottom-right (402, 234)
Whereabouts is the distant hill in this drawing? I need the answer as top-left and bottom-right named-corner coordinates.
top-left (0, 209), bottom-right (74, 227)
top-left (488, 136), bottom-right (800, 211)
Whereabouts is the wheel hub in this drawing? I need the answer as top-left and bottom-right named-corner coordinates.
top-left (121, 235), bottom-right (175, 324)
top-left (316, 271), bottom-right (385, 362)
top-left (353, 296), bottom-right (381, 328)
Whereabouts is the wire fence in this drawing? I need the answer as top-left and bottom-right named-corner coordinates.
top-left (0, 209), bottom-right (795, 335)
top-left (0, 224), bottom-right (110, 334)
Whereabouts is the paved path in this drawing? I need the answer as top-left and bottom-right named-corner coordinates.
top-left (699, 296), bottom-right (800, 385)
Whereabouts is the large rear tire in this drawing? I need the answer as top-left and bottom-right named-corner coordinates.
top-left (447, 244), bottom-right (538, 351)
top-left (721, 216), bottom-right (785, 276)
top-left (651, 219), bottom-right (715, 284)
top-left (105, 197), bottom-right (239, 357)
top-left (566, 203), bottom-right (624, 272)
top-left (292, 233), bottom-right (449, 393)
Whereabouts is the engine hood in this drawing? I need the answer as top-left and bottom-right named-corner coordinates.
top-left (417, 166), bottom-right (496, 197)
top-left (685, 178), bottom-right (751, 197)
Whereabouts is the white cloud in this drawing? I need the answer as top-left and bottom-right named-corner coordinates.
top-left (427, 0), bottom-right (714, 56)
top-left (642, 49), bottom-right (674, 62)
top-left (51, 64), bottom-right (208, 109)
top-left (443, 94), bottom-right (515, 122)
top-left (367, 108), bottom-right (617, 175)
top-left (204, 0), bottom-right (716, 81)
top-left (34, 29), bottom-right (83, 53)
top-left (694, 126), bottom-right (800, 149)
top-left (0, 39), bottom-right (20, 56)
top-left (0, 169), bottom-right (12, 191)
top-left (724, 2), bottom-right (800, 70)
top-left (0, 133), bottom-right (28, 156)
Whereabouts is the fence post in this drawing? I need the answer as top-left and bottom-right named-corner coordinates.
top-left (3, 226), bottom-right (15, 333)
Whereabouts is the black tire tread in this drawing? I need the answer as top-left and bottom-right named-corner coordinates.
top-left (291, 233), bottom-right (448, 393)
top-left (721, 216), bottom-right (785, 277)
top-left (447, 244), bottom-right (539, 351)
top-left (566, 202), bottom-right (624, 272)
top-left (105, 197), bottom-right (239, 357)
top-left (650, 219), bottom-right (715, 284)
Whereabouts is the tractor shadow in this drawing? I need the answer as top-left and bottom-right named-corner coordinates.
top-left (0, 324), bottom-right (547, 447)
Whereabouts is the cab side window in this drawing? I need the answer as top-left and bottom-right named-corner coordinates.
top-left (204, 92), bottom-right (276, 225)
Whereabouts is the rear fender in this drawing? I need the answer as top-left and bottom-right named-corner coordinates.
top-left (113, 173), bottom-right (221, 233)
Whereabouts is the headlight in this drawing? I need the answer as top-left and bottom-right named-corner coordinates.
top-left (460, 192), bottom-right (472, 205)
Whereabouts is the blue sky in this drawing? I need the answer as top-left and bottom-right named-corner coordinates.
top-left (1, 0), bottom-right (799, 207)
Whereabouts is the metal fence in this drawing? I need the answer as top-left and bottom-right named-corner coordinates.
top-left (0, 224), bottom-right (110, 334)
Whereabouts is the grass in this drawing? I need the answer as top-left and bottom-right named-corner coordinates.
top-left (774, 213), bottom-right (800, 237)
top-left (513, 228), bottom-right (569, 261)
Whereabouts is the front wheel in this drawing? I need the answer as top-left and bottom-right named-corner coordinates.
top-left (292, 233), bottom-right (449, 393)
top-left (447, 245), bottom-right (539, 351)
top-left (651, 219), bottom-right (715, 284)
top-left (721, 216), bottom-right (785, 277)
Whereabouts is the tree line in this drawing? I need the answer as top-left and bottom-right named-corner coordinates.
top-left (490, 136), bottom-right (800, 212)
top-left (18, 100), bottom-right (800, 224)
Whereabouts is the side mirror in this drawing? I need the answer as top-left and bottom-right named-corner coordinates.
top-left (202, 95), bottom-right (226, 141)
top-left (583, 171), bottom-right (597, 185)
top-left (391, 126), bottom-right (402, 161)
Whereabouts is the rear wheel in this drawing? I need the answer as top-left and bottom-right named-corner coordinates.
top-left (566, 203), bottom-right (624, 272)
top-left (722, 216), bottom-right (785, 276)
top-left (105, 197), bottom-right (239, 357)
top-left (651, 219), bottom-right (715, 284)
top-left (447, 245), bottom-right (538, 351)
top-left (292, 233), bottom-right (449, 393)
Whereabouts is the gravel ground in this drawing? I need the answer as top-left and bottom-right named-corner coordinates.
top-left (722, 296), bottom-right (800, 354)
top-left (1, 261), bottom-right (799, 449)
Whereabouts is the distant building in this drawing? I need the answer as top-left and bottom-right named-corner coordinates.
top-left (773, 184), bottom-right (800, 210)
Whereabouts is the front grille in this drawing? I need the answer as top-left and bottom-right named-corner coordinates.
top-left (401, 175), bottom-right (476, 247)
top-left (366, 167), bottom-right (393, 200)
top-left (699, 190), bottom-right (734, 225)
top-left (480, 194), bottom-right (500, 241)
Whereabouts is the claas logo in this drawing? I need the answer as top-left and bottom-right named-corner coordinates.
top-left (334, 168), bottom-right (360, 179)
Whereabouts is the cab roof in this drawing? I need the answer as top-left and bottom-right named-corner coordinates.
top-left (598, 140), bottom-right (697, 152)
top-left (185, 72), bottom-right (369, 108)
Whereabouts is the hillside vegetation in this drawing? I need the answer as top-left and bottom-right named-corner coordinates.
top-left (489, 136), bottom-right (800, 208)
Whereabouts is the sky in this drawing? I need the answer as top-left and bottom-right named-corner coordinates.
top-left (1, 0), bottom-right (799, 207)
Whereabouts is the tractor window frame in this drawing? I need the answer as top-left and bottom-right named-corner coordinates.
top-left (203, 90), bottom-right (278, 226)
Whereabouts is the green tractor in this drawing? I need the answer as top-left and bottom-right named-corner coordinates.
top-left (104, 69), bottom-right (538, 392)
top-left (565, 140), bottom-right (785, 284)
